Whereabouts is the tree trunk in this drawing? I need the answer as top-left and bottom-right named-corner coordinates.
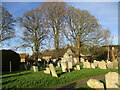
top-left (54, 30), bottom-right (59, 60)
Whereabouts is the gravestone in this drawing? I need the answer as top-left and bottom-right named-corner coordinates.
top-left (93, 60), bottom-right (98, 68)
top-left (87, 79), bottom-right (104, 89)
top-left (61, 61), bottom-right (68, 72)
top-left (73, 58), bottom-right (79, 64)
top-left (98, 60), bottom-right (106, 69)
top-left (68, 61), bottom-right (73, 69)
top-left (44, 67), bottom-right (50, 74)
top-left (32, 66), bottom-right (38, 72)
top-left (112, 60), bottom-right (118, 69)
top-left (85, 60), bottom-right (91, 68)
top-left (105, 72), bottom-right (120, 88)
top-left (91, 63), bottom-right (95, 68)
top-left (80, 58), bottom-right (85, 62)
top-left (106, 61), bottom-right (113, 69)
top-left (49, 63), bottom-right (58, 77)
top-left (76, 65), bottom-right (80, 70)
top-left (57, 61), bottom-right (61, 67)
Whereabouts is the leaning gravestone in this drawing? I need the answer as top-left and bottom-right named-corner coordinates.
top-left (98, 60), bottom-right (106, 69)
top-left (112, 60), bottom-right (118, 69)
top-left (49, 63), bottom-right (58, 77)
top-left (44, 67), bottom-right (50, 74)
top-left (105, 72), bottom-right (120, 88)
top-left (87, 79), bottom-right (104, 89)
top-left (32, 66), bottom-right (38, 72)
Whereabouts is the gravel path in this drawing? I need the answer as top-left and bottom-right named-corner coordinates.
top-left (55, 74), bottom-right (105, 89)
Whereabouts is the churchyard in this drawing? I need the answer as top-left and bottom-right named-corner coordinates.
top-left (1, 61), bottom-right (119, 89)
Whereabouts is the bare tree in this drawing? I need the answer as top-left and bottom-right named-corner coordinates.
top-left (0, 6), bottom-right (15, 42)
top-left (63, 6), bottom-right (111, 60)
top-left (41, 1), bottom-right (67, 59)
top-left (17, 8), bottom-right (49, 63)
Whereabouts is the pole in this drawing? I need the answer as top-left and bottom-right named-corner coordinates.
top-left (10, 61), bottom-right (11, 73)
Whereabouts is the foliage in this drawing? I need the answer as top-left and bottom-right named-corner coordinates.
top-left (0, 6), bottom-right (15, 42)
top-left (1, 67), bottom-right (118, 89)
top-left (17, 8), bottom-right (49, 61)
top-left (89, 46), bottom-right (108, 61)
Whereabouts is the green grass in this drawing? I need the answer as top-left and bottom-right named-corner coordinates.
top-left (1, 67), bottom-right (119, 89)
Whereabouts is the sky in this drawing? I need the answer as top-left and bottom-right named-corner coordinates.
top-left (1, 1), bottom-right (119, 54)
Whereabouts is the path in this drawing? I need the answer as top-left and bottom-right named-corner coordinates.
top-left (55, 74), bottom-right (105, 89)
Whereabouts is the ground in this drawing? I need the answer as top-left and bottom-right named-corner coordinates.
top-left (1, 66), bottom-right (119, 89)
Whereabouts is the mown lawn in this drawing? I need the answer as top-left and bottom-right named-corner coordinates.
top-left (0, 67), bottom-right (119, 89)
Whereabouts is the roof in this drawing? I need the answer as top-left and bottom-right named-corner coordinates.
top-left (19, 53), bottom-right (27, 59)
top-left (40, 46), bottom-right (75, 59)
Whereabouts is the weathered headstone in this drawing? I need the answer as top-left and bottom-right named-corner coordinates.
top-left (87, 79), bottom-right (104, 89)
top-left (57, 61), bottom-right (61, 67)
top-left (80, 58), bottom-right (85, 62)
top-left (112, 60), bottom-right (118, 69)
top-left (49, 63), bottom-right (58, 77)
top-left (91, 63), bottom-right (95, 68)
top-left (106, 61), bottom-right (113, 69)
top-left (105, 72), bottom-right (120, 88)
top-left (32, 66), bottom-right (38, 72)
top-left (61, 61), bottom-right (68, 72)
top-left (44, 67), bottom-right (50, 74)
top-left (85, 60), bottom-right (91, 68)
top-left (68, 61), bottom-right (73, 69)
top-left (73, 58), bottom-right (79, 64)
top-left (98, 60), bottom-right (106, 69)
top-left (76, 65), bottom-right (80, 70)
top-left (93, 60), bottom-right (98, 68)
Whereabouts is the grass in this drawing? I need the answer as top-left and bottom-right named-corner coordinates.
top-left (1, 66), bottom-right (119, 89)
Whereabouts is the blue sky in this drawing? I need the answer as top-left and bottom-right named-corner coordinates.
top-left (1, 2), bottom-right (118, 54)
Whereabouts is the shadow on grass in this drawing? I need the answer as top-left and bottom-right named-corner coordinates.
top-left (0, 79), bottom-right (17, 85)
top-left (57, 82), bottom-right (77, 89)
top-left (2, 70), bottom-right (28, 75)
top-left (2, 72), bottom-right (32, 79)
top-left (99, 80), bottom-right (106, 90)
top-left (57, 72), bottom-right (66, 77)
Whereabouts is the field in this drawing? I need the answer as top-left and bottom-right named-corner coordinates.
top-left (1, 66), bottom-right (118, 89)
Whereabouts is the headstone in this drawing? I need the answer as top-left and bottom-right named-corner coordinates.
top-left (93, 60), bottom-right (98, 68)
top-left (32, 66), bottom-right (38, 72)
top-left (76, 65), bottom-right (80, 70)
top-left (80, 58), bottom-right (85, 62)
top-left (87, 79), bottom-right (104, 89)
top-left (85, 60), bottom-right (91, 68)
top-left (112, 60), bottom-right (118, 69)
top-left (105, 72), bottom-right (120, 88)
top-left (73, 58), bottom-right (79, 64)
top-left (49, 63), bottom-right (58, 77)
top-left (68, 61), bottom-right (73, 69)
top-left (61, 61), bottom-right (68, 72)
top-left (98, 60), bottom-right (106, 69)
top-left (57, 61), bottom-right (61, 67)
top-left (106, 61), bottom-right (113, 69)
top-left (44, 67), bottom-right (50, 74)
top-left (91, 63), bottom-right (95, 68)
